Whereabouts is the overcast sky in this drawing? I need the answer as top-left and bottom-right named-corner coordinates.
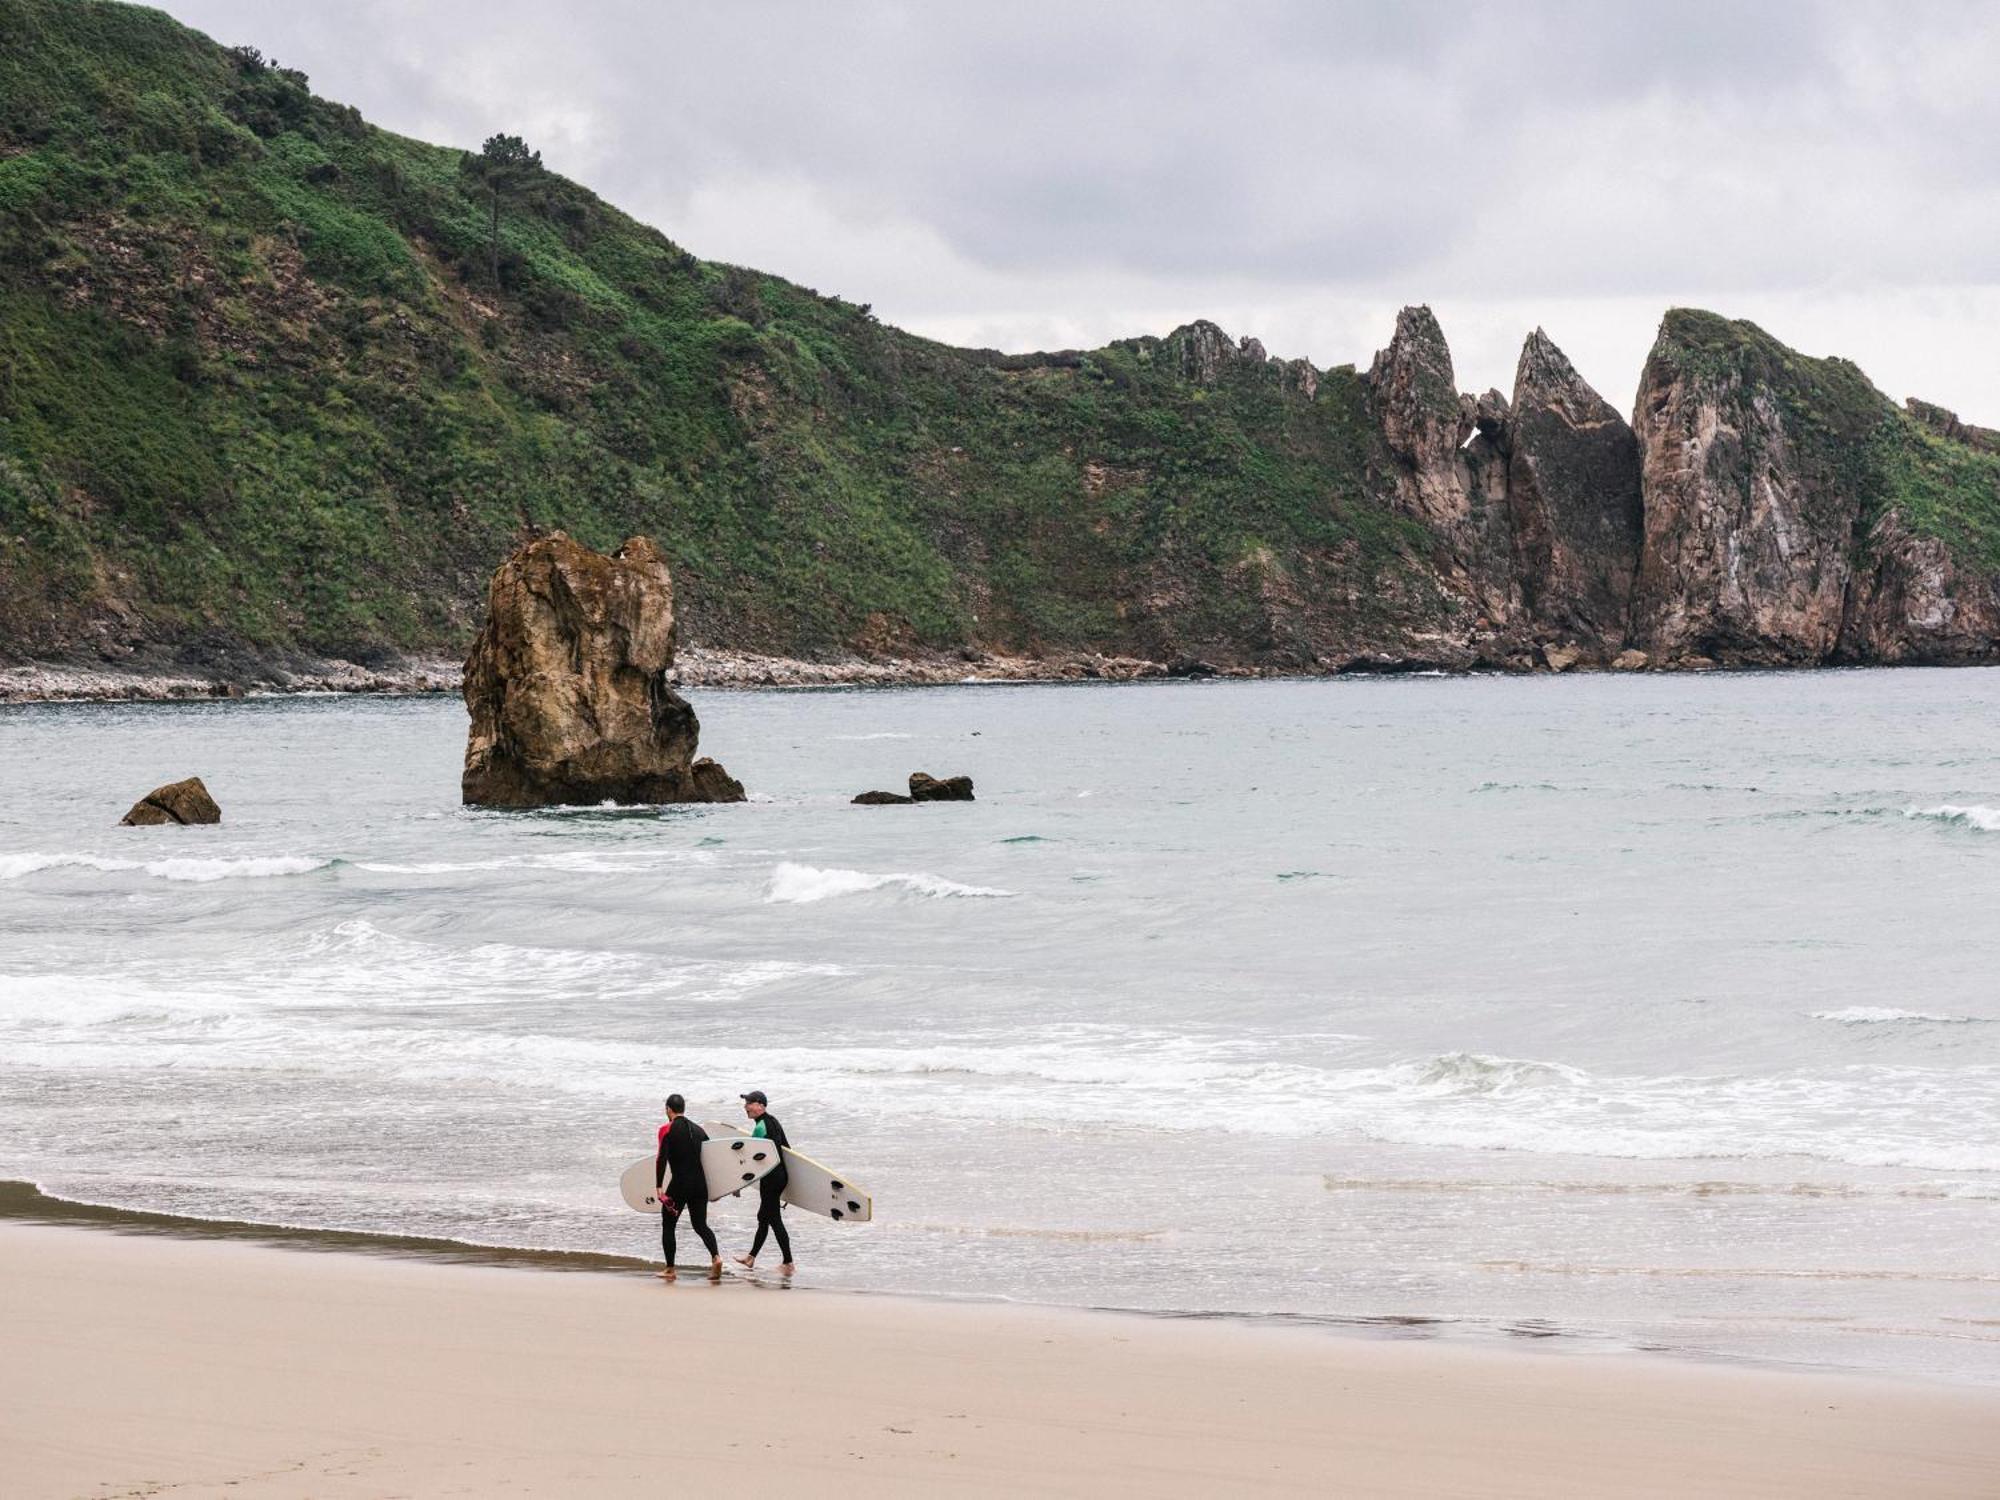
top-left (161, 1), bottom-right (2000, 423)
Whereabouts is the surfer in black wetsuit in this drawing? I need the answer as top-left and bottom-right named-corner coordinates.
top-left (655, 1094), bottom-right (721, 1282)
top-left (733, 1089), bottom-right (795, 1276)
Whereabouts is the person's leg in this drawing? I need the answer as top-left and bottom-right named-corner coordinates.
top-left (688, 1195), bottom-right (720, 1262)
top-left (741, 1183), bottom-right (781, 1265)
top-left (768, 1202), bottom-right (792, 1267)
top-left (660, 1204), bottom-right (679, 1275)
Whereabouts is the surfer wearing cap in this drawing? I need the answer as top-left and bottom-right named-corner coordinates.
top-left (733, 1090), bottom-right (795, 1276)
top-left (655, 1094), bottom-right (721, 1282)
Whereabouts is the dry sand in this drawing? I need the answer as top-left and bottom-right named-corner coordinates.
top-left (3, 1222), bottom-right (1996, 1499)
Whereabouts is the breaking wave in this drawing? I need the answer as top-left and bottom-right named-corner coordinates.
top-left (1814, 1006), bottom-right (1986, 1026)
top-left (764, 862), bottom-right (1013, 904)
top-left (0, 852), bottom-right (332, 882)
top-left (1904, 804), bottom-right (2000, 833)
top-left (1, 848), bottom-right (714, 883)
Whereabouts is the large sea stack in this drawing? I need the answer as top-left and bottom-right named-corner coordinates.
top-left (461, 533), bottom-right (744, 808)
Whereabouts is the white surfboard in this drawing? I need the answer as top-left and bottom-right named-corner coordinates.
top-left (708, 1121), bottom-right (874, 1223)
top-left (619, 1135), bottom-right (782, 1212)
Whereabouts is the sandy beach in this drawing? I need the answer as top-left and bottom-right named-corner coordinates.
top-left (2, 1223), bottom-right (1995, 1499)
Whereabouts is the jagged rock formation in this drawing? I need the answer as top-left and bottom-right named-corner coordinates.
top-left (1365, 306), bottom-right (1478, 532)
top-left (461, 533), bottom-right (744, 807)
top-left (119, 776), bottom-right (220, 826)
top-left (1500, 331), bottom-right (1643, 654)
top-left (1628, 315), bottom-right (1861, 662)
top-left (1364, 308), bottom-right (1523, 652)
top-left (1627, 311), bottom-right (2000, 667)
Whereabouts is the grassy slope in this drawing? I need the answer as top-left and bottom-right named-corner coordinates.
top-left (5, 3), bottom-right (1994, 672)
top-left (0, 0), bottom-right (1428, 666)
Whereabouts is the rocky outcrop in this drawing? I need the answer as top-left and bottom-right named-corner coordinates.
top-left (1627, 311), bottom-right (2000, 668)
top-left (461, 532), bottom-right (744, 808)
top-left (120, 776), bottom-right (220, 826)
top-left (1906, 399), bottom-right (2000, 456)
top-left (1627, 313), bottom-right (1867, 664)
top-left (1164, 321), bottom-right (1271, 384)
top-left (1366, 306), bottom-right (1477, 531)
top-left (1839, 511), bottom-right (2000, 664)
top-left (852, 790), bottom-right (913, 805)
top-left (1364, 308), bottom-right (1524, 644)
top-left (1501, 330), bottom-right (1643, 650)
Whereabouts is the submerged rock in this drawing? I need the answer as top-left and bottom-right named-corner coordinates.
top-left (120, 776), bottom-right (220, 826)
top-left (460, 532), bottom-right (744, 808)
top-left (852, 790), bottom-right (914, 805)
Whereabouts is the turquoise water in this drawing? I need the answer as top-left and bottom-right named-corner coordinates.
top-left (2, 672), bottom-right (1997, 1379)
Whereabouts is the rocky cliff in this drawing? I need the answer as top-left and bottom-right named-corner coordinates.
top-left (2, 0), bottom-right (1999, 686)
top-left (1627, 311), bottom-right (2000, 668)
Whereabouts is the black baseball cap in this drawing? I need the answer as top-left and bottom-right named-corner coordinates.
top-left (740, 1090), bottom-right (768, 1105)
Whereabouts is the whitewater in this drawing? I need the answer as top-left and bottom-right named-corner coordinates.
top-left (2, 669), bottom-right (1998, 1382)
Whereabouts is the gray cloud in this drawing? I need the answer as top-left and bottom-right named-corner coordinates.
top-left (160, 1), bottom-right (2000, 420)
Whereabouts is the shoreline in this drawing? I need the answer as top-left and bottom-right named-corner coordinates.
top-left (4, 1179), bottom-right (1987, 1393)
top-left (5, 644), bottom-right (1995, 705)
top-left (0, 647), bottom-right (1193, 704)
top-left (6, 1217), bottom-right (1999, 1498)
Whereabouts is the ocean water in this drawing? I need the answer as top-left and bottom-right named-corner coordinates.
top-left (2, 672), bottom-right (1997, 1382)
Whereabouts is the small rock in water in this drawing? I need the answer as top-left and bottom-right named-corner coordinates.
top-left (852, 790), bottom-right (915, 805)
top-left (909, 772), bottom-right (975, 802)
top-left (120, 776), bottom-right (221, 826)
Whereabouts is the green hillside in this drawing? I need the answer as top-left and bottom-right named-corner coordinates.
top-left (0, 0), bottom-right (1431, 669)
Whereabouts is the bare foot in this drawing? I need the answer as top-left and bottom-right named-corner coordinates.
top-left (734, 1255), bottom-right (756, 1269)
top-left (707, 1258), bottom-right (724, 1281)
top-left (780, 1262), bottom-right (797, 1277)
top-left (658, 1268), bottom-right (677, 1282)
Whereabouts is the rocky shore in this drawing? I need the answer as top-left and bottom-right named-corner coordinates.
top-left (0, 640), bottom-right (1787, 705)
top-left (0, 648), bottom-right (1182, 704)
top-left (0, 656), bottom-right (464, 706)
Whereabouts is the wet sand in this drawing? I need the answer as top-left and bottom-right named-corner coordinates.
top-left (4, 1221), bottom-right (1997, 1498)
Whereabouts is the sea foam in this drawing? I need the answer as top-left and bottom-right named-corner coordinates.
top-left (764, 862), bottom-right (1013, 904)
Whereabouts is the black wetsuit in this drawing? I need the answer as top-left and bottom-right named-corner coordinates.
top-left (747, 1112), bottom-right (793, 1263)
top-left (655, 1116), bottom-right (716, 1266)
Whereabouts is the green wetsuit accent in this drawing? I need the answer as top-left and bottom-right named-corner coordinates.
top-left (752, 1118), bottom-right (768, 1138)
